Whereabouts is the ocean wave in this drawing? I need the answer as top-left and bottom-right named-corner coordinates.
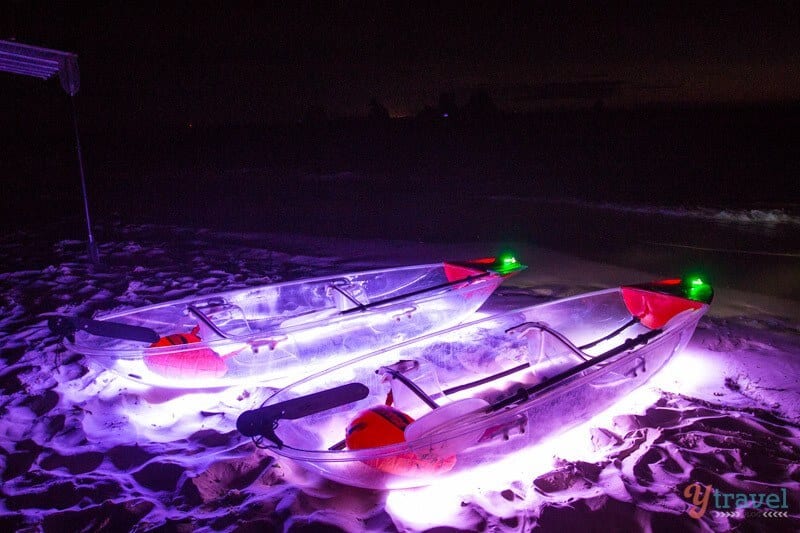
top-left (486, 196), bottom-right (800, 226)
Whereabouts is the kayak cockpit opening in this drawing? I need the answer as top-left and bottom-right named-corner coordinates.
top-left (238, 315), bottom-right (666, 455)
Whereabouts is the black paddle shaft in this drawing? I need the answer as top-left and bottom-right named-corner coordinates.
top-left (48, 315), bottom-right (160, 343)
top-left (237, 382), bottom-right (370, 447)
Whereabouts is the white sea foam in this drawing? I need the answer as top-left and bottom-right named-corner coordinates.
top-left (487, 195), bottom-right (800, 227)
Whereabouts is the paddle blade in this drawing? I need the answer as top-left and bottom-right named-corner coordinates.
top-left (405, 398), bottom-right (490, 456)
top-left (237, 382), bottom-right (370, 442)
top-left (48, 315), bottom-right (160, 343)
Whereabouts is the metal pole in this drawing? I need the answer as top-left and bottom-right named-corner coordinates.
top-left (69, 94), bottom-right (100, 264)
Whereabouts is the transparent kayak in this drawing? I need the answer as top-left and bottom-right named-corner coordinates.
top-left (237, 277), bottom-right (713, 489)
top-left (50, 257), bottom-right (524, 388)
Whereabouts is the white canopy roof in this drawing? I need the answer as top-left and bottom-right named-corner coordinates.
top-left (0, 39), bottom-right (80, 95)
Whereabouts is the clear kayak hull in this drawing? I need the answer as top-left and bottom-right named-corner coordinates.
top-left (239, 278), bottom-right (712, 489)
top-left (62, 259), bottom-right (522, 388)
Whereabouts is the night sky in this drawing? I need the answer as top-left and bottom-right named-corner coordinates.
top-left (4, 3), bottom-right (799, 125)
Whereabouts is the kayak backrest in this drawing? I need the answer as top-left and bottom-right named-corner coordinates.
top-left (506, 322), bottom-right (588, 382)
top-left (530, 330), bottom-right (587, 381)
top-left (330, 280), bottom-right (370, 311)
top-left (189, 302), bottom-right (252, 339)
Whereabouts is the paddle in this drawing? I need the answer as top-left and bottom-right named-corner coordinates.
top-left (403, 397), bottom-right (491, 456)
top-left (47, 315), bottom-right (160, 344)
top-left (237, 382), bottom-right (370, 447)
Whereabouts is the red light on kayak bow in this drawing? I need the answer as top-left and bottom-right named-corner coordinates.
top-left (621, 277), bottom-right (713, 329)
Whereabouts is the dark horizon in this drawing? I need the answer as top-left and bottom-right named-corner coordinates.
top-left (3, 4), bottom-right (799, 126)
top-left (2, 4), bottom-right (798, 239)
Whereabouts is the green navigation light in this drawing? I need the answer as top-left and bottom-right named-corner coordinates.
top-left (493, 253), bottom-right (525, 276)
top-left (685, 276), bottom-right (713, 303)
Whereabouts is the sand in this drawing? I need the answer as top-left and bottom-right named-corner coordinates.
top-left (1, 223), bottom-right (797, 532)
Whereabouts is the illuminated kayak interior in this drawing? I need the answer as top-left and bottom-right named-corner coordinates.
top-left (49, 256), bottom-right (524, 388)
top-left (237, 277), bottom-right (713, 489)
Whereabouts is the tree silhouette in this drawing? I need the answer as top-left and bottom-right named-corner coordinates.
top-left (464, 89), bottom-right (498, 122)
top-left (368, 98), bottom-right (390, 122)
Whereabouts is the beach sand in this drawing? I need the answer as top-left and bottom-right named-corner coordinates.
top-left (1, 223), bottom-right (797, 532)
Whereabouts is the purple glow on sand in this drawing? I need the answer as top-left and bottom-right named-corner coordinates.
top-left (0, 225), bottom-right (797, 531)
